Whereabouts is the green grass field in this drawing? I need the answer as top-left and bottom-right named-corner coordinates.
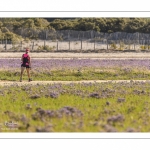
top-left (1, 81), bottom-right (150, 132)
top-left (1, 67), bottom-right (150, 81)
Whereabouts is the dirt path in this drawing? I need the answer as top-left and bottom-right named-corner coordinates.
top-left (1, 52), bottom-right (150, 59)
top-left (0, 80), bottom-right (149, 86)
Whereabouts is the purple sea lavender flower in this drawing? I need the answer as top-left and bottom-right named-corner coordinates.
top-left (89, 92), bottom-right (100, 98)
top-left (103, 124), bottom-right (118, 132)
top-left (1, 58), bottom-right (150, 70)
top-left (117, 98), bottom-right (126, 103)
top-left (107, 114), bottom-right (125, 124)
top-left (49, 91), bottom-right (59, 98)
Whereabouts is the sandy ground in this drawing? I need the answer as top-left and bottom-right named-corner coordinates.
top-left (1, 52), bottom-right (150, 59)
top-left (0, 40), bottom-right (141, 51)
top-left (0, 80), bottom-right (149, 86)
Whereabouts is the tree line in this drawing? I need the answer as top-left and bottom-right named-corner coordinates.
top-left (48, 18), bottom-right (150, 33)
top-left (0, 18), bottom-right (150, 42)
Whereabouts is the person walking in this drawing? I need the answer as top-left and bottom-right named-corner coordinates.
top-left (20, 48), bottom-right (32, 82)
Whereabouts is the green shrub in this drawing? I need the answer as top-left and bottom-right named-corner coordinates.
top-left (110, 42), bottom-right (117, 50)
top-left (140, 45), bottom-right (150, 50)
top-left (118, 41), bottom-right (125, 50)
top-left (37, 45), bottom-right (56, 51)
top-left (12, 45), bottom-right (20, 51)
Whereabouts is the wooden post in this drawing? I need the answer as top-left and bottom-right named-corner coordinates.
top-left (5, 39), bottom-right (7, 51)
top-left (107, 39), bottom-right (108, 50)
top-left (134, 41), bottom-right (135, 50)
top-left (120, 40), bottom-right (121, 50)
top-left (69, 40), bottom-right (70, 51)
top-left (32, 41), bottom-right (34, 51)
top-left (57, 40), bottom-right (58, 51)
top-left (20, 41), bottom-right (22, 51)
top-left (11, 40), bottom-right (12, 50)
top-left (81, 40), bottom-right (82, 50)
top-left (94, 40), bottom-right (95, 50)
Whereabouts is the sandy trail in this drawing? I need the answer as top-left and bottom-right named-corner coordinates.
top-left (0, 52), bottom-right (150, 59)
top-left (0, 80), bottom-right (149, 86)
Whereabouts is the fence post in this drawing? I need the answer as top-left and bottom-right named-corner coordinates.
top-left (134, 41), bottom-right (135, 50)
top-left (69, 40), bottom-right (70, 51)
top-left (107, 39), bottom-right (108, 50)
top-left (120, 40), bottom-right (121, 50)
top-left (57, 40), bottom-right (58, 51)
top-left (81, 40), bottom-right (82, 50)
top-left (5, 39), bottom-right (7, 51)
top-left (20, 41), bottom-right (22, 51)
top-left (32, 41), bottom-right (34, 51)
top-left (94, 40), bottom-right (95, 50)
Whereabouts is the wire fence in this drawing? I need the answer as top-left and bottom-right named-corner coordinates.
top-left (1, 29), bottom-right (150, 52)
top-left (14, 29), bottom-right (150, 40)
top-left (1, 39), bottom-right (150, 52)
